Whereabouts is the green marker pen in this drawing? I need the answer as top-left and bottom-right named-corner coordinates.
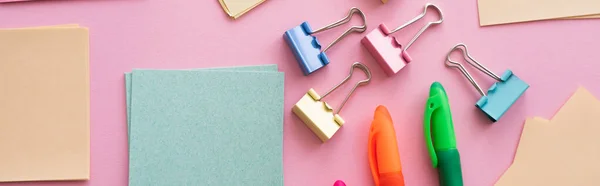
top-left (424, 82), bottom-right (464, 186)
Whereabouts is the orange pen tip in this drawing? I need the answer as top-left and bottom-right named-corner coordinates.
top-left (369, 105), bottom-right (405, 186)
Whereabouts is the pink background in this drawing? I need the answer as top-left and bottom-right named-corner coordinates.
top-left (1, 0), bottom-right (600, 185)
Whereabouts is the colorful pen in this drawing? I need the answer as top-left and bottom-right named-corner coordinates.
top-left (333, 180), bottom-right (346, 186)
top-left (424, 82), bottom-right (464, 186)
top-left (368, 105), bottom-right (405, 186)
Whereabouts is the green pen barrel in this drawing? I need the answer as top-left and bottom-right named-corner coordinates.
top-left (436, 149), bottom-right (464, 186)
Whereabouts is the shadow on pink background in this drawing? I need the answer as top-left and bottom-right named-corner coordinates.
top-left (0, 0), bottom-right (599, 185)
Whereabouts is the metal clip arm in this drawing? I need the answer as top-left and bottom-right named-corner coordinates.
top-left (311, 7), bottom-right (368, 53)
top-left (318, 62), bottom-right (372, 114)
top-left (445, 43), bottom-right (502, 96)
top-left (388, 3), bottom-right (444, 51)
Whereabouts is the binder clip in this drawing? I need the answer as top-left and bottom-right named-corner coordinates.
top-left (445, 43), bottom-right (529, 122)
top-left (284, 8), bottom-right (367, 76)
top-left (361, 3), bottom-right (443, 76)
top-left (292, 62), bottom-right (372, 142)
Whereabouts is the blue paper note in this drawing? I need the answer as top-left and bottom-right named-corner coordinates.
top-left (125, 65), bottom-right (278, 140)
top-left (128, 69), bottom-right (284, 186)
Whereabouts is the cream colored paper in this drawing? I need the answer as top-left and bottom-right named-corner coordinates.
top-left (567, 14), bottom-right (600, 19)
top-left (496, 87), bottom-right (600, 185)
top-left (0, 26), bottom-right (90, 182)
top-left (477, 0), bottom-right (600, 26)
top-left (219, 0), bottom-right (266, 19)
top-left (8, 24), bottom-right (80, 30)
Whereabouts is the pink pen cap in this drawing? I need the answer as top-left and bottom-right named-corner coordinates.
top-left (334, 180), bottom-right (346, 186)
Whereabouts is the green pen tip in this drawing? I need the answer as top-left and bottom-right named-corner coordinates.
top-left (429, 82), bottom-right (446, 96)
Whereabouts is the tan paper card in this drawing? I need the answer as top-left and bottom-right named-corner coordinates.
top-left (496, 118), bottom-right (550, 186)
top-left (496, 87), bottom-right (600, 185)
top-left (567, 14), bottom-right (600, 19)
top-left (0, 27), bottom-right (90, 182)
top-left (219, 0), bottom-right (266, 19)
top-left (477, 0), bottom-right (600, 26)
top-left (7, 24), bottom-right (80, 30)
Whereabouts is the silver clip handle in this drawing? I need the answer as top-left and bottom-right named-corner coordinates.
top-left (318, 62), bottom-right (372, 114)
top-left (445, 43), bottom-right (502, 96)
top-left (388, 3), bottom-right (443, 51)
top-left (310, 7), bottom-right (367, 53)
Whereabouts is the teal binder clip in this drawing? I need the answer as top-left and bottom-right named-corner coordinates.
top-left (284, 7), bottom-right (367, 76)
top-left (445, 43), bottom-right (529, 122)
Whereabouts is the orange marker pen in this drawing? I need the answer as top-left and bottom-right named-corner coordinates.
top-left (368, 105), bottom-right (405, 186)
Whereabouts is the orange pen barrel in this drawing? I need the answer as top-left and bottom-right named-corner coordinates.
top-left (368, 105), bottom-right (405, 186)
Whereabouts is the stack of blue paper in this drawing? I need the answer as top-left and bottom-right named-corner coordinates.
top-left (125, 65), bottom-right (284, 186)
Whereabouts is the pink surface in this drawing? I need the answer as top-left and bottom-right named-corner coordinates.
top-left (0, 0), bottom-right (599, 186)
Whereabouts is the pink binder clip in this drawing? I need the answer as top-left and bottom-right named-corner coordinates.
top-left (361, 3), bottom-right (443, 76)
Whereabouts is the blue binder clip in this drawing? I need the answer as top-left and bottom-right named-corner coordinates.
top-left (445, 43), bottom-right (529, 122)
top-left (284, 7), bottom-right (367, 76)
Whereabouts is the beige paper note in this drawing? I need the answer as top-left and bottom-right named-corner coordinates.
top-left (219, 0), bottom-right (266, 19)
top-left (0, 27), bottom-right (90, 182)
top-left (6, 24), bottom-right (80, 30)
top-left (477, 0), bottom-right (600, 26)
top-left (496, 87), bottom-right (600, 185)
top-left (496, 118), bottom-right (550, 186)
top-left (567, 14), bottom-right (600, 19)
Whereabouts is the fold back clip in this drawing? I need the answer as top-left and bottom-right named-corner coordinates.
top-left (292, 62), bottom-right (372, 142)
top-left (362, 3), bottom-right (443, 76)
top-left (445, 43), bottom-right (529, 122)
top-left (284, 8), bottom-right (367, 76)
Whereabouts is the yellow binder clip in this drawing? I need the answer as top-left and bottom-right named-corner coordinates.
top-left (293, 62), bottom-right (372, 142)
